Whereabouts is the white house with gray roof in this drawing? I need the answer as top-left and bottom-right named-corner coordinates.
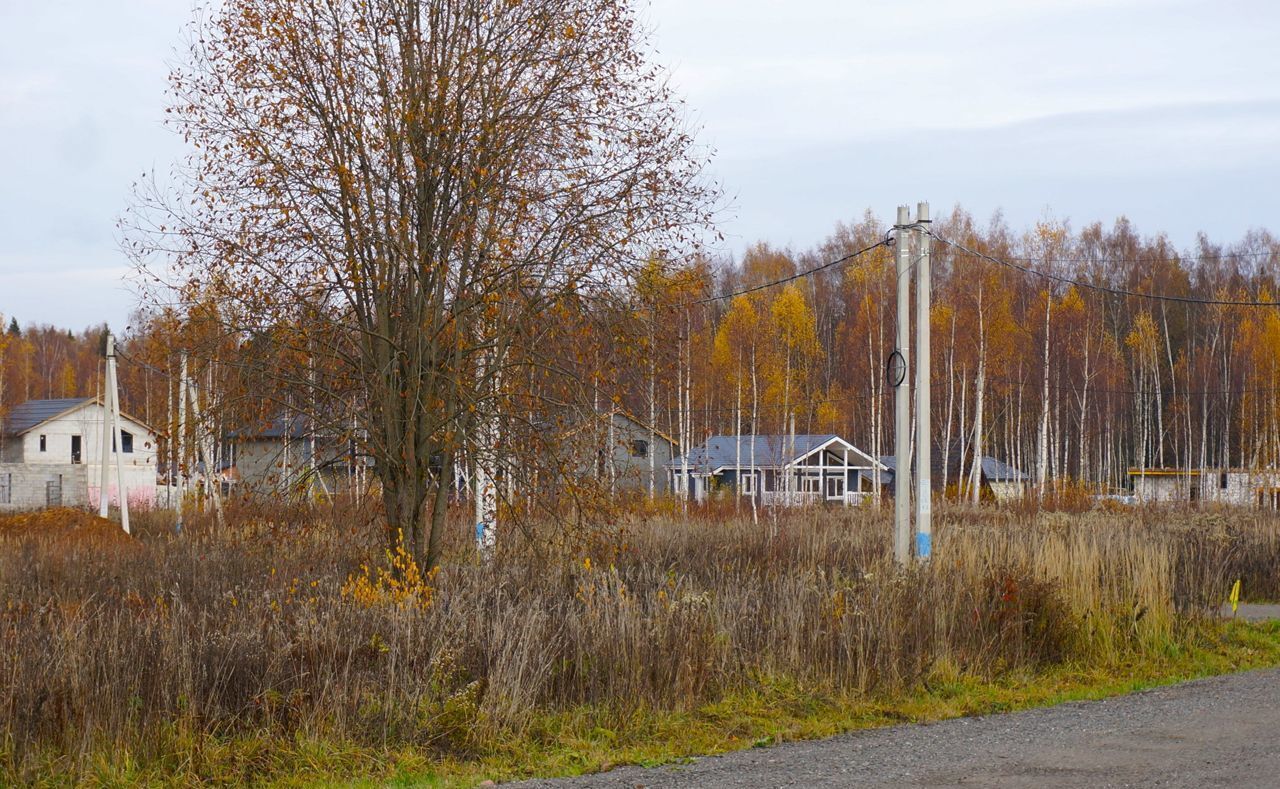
top-left (668, 434), bottom-right (884, 506)
top-left (0, 397), bottom-right (160, 511)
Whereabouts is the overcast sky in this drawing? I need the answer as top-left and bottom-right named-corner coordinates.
top-left (2, 0), bottom-right (1278, 331)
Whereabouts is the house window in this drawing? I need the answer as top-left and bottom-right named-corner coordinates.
top-left (825, 476), bottom-right (845, 499)
top-left (1220, 473), bottom-right (1229, 490)
top-left (629, 439), bottom-right (649, 459)
top-left (739, 473), bottom-right (754, 494)
top-left (112, 431), bottom-right (135, 454)
top-left (802, 475), bottom-right (821, 493)
top-left (39, 435), bottom-right (46, 452)
top-left (0, 473), bottom-right (10, 504)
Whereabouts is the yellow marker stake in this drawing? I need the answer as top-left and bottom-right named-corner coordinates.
top-left (1230, 579), bottom-right (1242, 615)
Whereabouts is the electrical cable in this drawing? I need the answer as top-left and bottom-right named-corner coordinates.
top-left (688, 235), bottom-right (893, 306)
top-left (931, 233), bottom-right (1280, 309)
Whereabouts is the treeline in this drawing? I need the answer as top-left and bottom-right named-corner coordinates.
top-left (623, 208), bottom-right (1280, 494)
top-left (0, 317), bottom-right (173, 436)
top-left (7, 207), bottom-right (1280, 494)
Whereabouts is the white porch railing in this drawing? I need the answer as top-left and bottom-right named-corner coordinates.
top-left (758, 490), bottom-right (871, 507)
top-left (760, 490), bottom-right (821, 507)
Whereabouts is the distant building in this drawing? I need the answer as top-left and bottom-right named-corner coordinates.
top-left (879, 449), bottom-right (1028, 502)
top-left (225, 414), bottom-right (357, 495)
top-left (668, 434), bottom-right (883, 506)
top-left (0, 397), bottom-right (160, 511)
top-left (1129, 468), bottom-right (1280, 508)
top-left (598, 409), bottom-right (679, 495)
top-left (551, 407), bottom-right (679, 496)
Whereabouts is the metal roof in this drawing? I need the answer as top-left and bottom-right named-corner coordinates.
top-left (2, 398), bottom-right (92, 436)
top-left (980, 456), bottom-right (1028, 482)
top-left (228, 413), bottom-right (311, 440)
top-left (670, 435), bottom-right (878, 471)
top-left (879, 454), bottom-right (1027, 482)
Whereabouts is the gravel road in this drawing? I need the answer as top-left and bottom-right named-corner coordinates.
top-left (511, 666), bottom-right (1280, 788)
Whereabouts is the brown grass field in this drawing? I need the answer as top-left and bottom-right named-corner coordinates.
top-left (2, 500), bottom-right (1279, 784)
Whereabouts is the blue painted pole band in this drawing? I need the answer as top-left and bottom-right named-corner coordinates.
top-left (916, 532), bottom-right (932, 559)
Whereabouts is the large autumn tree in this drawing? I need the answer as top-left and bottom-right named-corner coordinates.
top-left (128, 0), bottom-right (716, 566)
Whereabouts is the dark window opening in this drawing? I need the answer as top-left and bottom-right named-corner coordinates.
top-left (629, 439), bottom-right (649, 458)
top-left (70, 435), bottom-right (81, 464)
top-left (1220, 472), bottom-right (1229, 490)
top-left (112, 430), bottom-right (134, 454)
top-left (38, 434), bottom-right (46, 452)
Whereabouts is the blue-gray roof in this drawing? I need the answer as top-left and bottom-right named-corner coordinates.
top-left (879, 454), bottom-right (1027, 482)
top-left (981, 456), bottom-right (1028, 482)
top-left (228, 413), bottom-right (311, 440)
top-left (2, 398), bottom-right (92, 436)
top-left (670, 435), bottom-right (876, 470)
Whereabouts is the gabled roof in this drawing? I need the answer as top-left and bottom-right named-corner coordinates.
top-left (879, 454), bottom-right (1027, 483)
top-left (2, 397), bottom-right (161, 438)
top-left (981, 456), bottom-right (1028, 482)
top-left (671, 435), bottom-right (880, 471)
top-left (606, 407), bottom-right (679, 449)
top-left (229, 413), bottom-right (312, 440)
top-left (2, 398), bottom-right (93, 435)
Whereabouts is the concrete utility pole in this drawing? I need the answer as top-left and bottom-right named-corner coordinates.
top-left (893, 206), bottom-right (912, 565)
top-left (914, 202), bottom-right (933, 561)
top-left (100, 333), bottom-right (130, 534)
top-left (99, 354), bottom-right (113, 520)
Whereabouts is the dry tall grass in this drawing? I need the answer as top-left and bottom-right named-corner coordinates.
top-left (0, 501), bottom-right (1269, 782)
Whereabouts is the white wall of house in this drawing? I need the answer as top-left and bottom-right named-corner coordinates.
top-left (13, 404), bottom-right (158, 507)
top-left (233, 436), bottom-right (354, 494)
top-left (988, 481), bottom-right (1026, 502)
top-left (1132, 470), bottom-right (1280, 507)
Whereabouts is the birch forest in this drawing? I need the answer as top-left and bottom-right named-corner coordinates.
top-left (615, 207), bottom-right (1280, 495)
top-left (5, 207), bottom-right (1280, 494)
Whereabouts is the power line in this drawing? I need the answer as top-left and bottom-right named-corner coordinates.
top-left (931, 233), bottom-right (1280, 309)
top-left (689, 235), bottom-right (893, 306)
top-left (656, 375), bottom-right (1280, 419)
top-left (962, 248), bottom-right (1277, 267)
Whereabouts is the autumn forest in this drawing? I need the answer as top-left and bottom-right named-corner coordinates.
top-left (5, 207), bottom-right (1280, 496)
